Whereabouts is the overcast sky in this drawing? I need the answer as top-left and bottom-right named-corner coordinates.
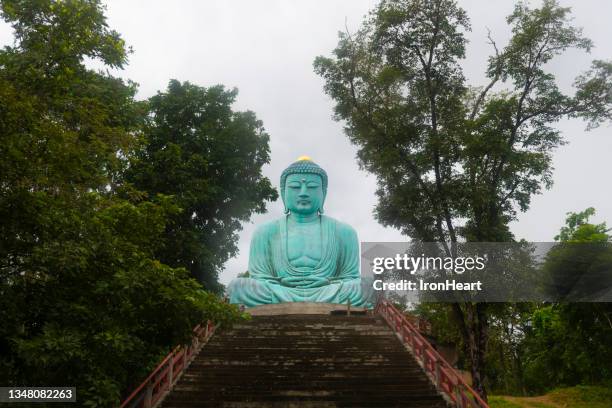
top-left (1, 1), bottom-right (611, 285)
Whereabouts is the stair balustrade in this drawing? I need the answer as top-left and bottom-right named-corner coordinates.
top-left (375, 298), bottom-right (489, 408)
top-left (120, 321), bottom-right (216, 408)
top-left (121, 300), bottom-right (489, 408)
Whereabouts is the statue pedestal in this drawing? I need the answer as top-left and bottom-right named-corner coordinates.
top-left (245, 302), bottom-right (370, 316)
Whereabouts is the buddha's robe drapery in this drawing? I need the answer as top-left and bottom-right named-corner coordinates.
top-left (228, 215), bottom-right (371, 307)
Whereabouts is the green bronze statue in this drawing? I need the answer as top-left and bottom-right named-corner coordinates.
top-left (228, 156), bottom-right (371, 307)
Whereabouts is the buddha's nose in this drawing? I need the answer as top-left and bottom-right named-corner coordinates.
top-left (299, 184), bottom-right (309, 197)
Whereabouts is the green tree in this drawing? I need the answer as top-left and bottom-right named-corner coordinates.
top-left (0, 1), bottom-right (242, 405)
top-left (483, 303), bottom-right (534, 395)
top-left (523, 209), bottom-right (612, 392)
top-left (126, 80), bottom-right (277, 292)
top-left (554, 207), bottom-right (610, 243)
top-left (542, 208), bottom-right (612, 301)
top-left (314, 0), bottom-right (611, 399)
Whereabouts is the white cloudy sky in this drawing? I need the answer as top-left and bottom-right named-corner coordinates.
top-left (1, 1), bottom-right (611, 285)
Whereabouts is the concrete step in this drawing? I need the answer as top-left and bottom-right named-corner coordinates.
top-left (160, 314), bottom-right (448, 408)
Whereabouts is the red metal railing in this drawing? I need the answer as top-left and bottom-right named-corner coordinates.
top-left (375, 298), bottom-right (489, 408)
top-left (120, 321), bottom-right (216, 408)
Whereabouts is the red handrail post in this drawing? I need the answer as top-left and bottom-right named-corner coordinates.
top-left (144, 382), bottom-right (153, 408)
top-left (434, 359), bottom-right (441, 389)
top-left (454, 381), bottom-right (461, 408)
top-left (168, 359), bottom-right (173, 390)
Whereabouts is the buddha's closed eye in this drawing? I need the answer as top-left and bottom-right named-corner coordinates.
top-left (288, 182), bottom-right (320, 190)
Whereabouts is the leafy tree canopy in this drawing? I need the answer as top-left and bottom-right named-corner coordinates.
top-left (554, 207), bottom-right (610, 242)
top-left (127, 80), bottom-right (278, 292)
top-left (314, 0), bottom-right (612, 244)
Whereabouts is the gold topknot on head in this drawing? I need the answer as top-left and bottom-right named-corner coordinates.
top-left (297, 155), bottom-right (312, 161)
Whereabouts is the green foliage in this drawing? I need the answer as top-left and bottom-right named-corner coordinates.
top-left (315, 0), bottom-right (472, 242)
top-left (490, 386), bottom-right (612, 408)
top-left (2, 194), bottom-right (243, 406)
top-left (0, 1), bottom-right (248, 406)
top-left (126, 80), bottom-right (277, 292)
top-left (1, 0), bottom-right (128, 69)
top-left (314, 0), bottom-right (611, 245)
top-left (521, 209), bottom-right (612, 393)
top-left (483, 303), bottom-right (535, 394)
top-left (414, 303), bottom-right (463, 347)
top-left (554, 207), bottom-right (610, 242)
top-left (548, 385), bottom-right (612, 408)
top-left (540, 209), bottom-right (612, 301)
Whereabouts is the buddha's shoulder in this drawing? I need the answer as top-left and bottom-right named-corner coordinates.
top-left (252, 218), bottom-right (282, 238)
top-left (322, 215), bottom-right (358, 238)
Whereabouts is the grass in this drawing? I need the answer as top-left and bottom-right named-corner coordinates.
top-left (489, 385), bottom-right (612, 408)
top-left (488, 397), bottom-right (524, 408)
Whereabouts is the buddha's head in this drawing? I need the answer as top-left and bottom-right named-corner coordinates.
top-left (280, 156), bottom-right (328, 216)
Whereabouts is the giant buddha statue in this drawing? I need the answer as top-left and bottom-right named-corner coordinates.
top-left (228, 156), bottom-right (371, 307)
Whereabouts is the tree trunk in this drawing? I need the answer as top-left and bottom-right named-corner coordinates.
top-left (465, 303), bottom-right (489, 402)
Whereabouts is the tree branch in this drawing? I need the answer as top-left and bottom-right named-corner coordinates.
top-left (470, 28), bottom-right (503, 121)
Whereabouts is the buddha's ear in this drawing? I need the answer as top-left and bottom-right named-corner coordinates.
top-left (319, 191), bottom-right (326, 214)
top-left (281, 188), bottom-right (289, 214)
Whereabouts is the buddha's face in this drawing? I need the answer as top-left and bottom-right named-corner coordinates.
top-left (284, 173), bottom-right (324, 215)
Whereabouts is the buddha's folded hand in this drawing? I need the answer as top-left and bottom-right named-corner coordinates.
top-left (263, 277), bottom-right (282, 285)
top-left (280, 276), bottom-right (330, 288)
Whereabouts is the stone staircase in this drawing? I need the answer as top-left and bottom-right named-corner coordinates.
top-left (160, 314), bottom-right (449, 408)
